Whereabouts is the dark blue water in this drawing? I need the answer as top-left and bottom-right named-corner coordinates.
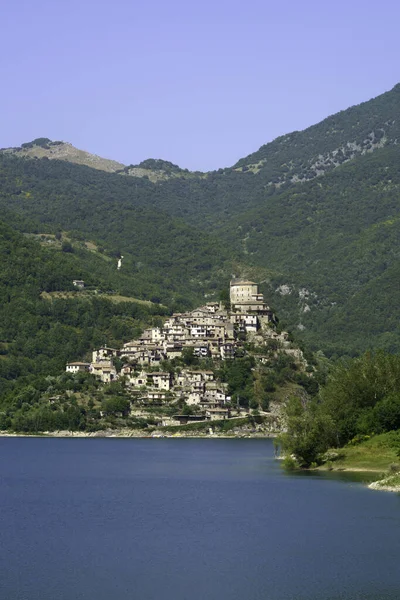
top-left (0, 438), bottom-right (399, 600)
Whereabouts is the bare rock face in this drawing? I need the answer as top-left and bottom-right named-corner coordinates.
top-left (1, 139), bottom-right (195, 182)
top-left (1, 139), bottom-right (125, 173)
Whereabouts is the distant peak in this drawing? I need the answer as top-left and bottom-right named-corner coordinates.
top-left (1, 139), bottom-right (125, 173)
top-left (137, 158), bottom-right (185, 172)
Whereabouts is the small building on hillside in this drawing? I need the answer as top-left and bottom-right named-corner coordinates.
top-left (220, 342), bottom-right (236, 360)
top-left (90, 361), bottom-right (117, 383)
top-left (205, 407), bottom-right (231, 420)
top-left (66, 361), bottom-right (90, 374)
top-left (72, 280), bottom-right (85, 289)
top-left (146, 372), bottom-right (171, 391)
top-left (92, 346), bottom-right (119, 363)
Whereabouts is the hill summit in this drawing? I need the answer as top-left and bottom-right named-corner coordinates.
top-left (0, 138), bottom-right (197, 182)
top-left (1, 138), bottom-right (125, 172)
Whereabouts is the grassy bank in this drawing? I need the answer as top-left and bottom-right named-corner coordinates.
top-left (318, 431), bottom-right (400, 473)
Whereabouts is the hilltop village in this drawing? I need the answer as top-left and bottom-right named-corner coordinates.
top-left (66, 280), bottom-right (306, 427)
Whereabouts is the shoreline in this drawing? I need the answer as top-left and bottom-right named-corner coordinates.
top-left (315, 465), bottom-right (400, 493)
top-left (0, 429), bottom-right (278, 440)
top-left (368, 476), bottom-right (400, 493)
top-left (3, 431), bottom-right (398, 492)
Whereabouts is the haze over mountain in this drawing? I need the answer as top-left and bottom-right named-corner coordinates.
top-left (1, 82), bottom-right (400, 357)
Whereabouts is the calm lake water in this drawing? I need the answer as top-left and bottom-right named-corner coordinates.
top-left (0, 438), bottom-right (399, 600)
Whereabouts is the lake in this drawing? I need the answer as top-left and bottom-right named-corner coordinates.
top-left (0, 437), bottom-right (399, 600)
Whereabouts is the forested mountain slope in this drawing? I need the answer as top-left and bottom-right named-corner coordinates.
top-left (1, 83), bottom-right (400, 356)
top-left (0, 221), bottom-right (171, 408)
top-left (233, 83), bottom-right (400, 182)
top-left (224, 145), bottom-right (400, 355)
top-left (0, 154), bottom-right (237, 307)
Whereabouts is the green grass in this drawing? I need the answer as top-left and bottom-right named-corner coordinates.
top-left (40, 290), bottom-right (161, 306)
top-left (319, 431), bottom-right (400, 472)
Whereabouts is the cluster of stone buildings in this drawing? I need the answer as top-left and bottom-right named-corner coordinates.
top-left (65, 280), bottom-right (277, 420)
top-left (118, 278), bottom-right (273, 365)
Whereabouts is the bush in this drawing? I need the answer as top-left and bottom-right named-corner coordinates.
top-left (61, 241), bottom-right (73, 253)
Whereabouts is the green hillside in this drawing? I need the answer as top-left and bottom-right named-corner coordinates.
top-left (222, 145), bottom-right (400, 355)
top-left (233, 83), bottom-right (400, 182)
top-left (1, 83), bottom-right (400, 356)
top-left (0, 154), bottom-right (236, 307)
top-left (0, 220), bottom-right (171, 412)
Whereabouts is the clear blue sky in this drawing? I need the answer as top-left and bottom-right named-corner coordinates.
top-left (1, 0), bottom-right (399, 171)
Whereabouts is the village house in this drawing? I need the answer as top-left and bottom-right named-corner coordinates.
top-left (150, 327), bottom-right (164, 342)
top-left (199, 397), bottom-right (226, 410)
top-left (204, 381), bottom-right (230, 404)
top-left (127, 346), bottom-right (164, 366)
top-left (192, 342), bottom-right (209, 358)
top-left (164, 342), bottom-right (183, 360)
top-left (72, 280), bottom-right (85, 289)
top-left (205, 407), bottom-right (231, 420)
top-left (209, 341), bottom-right (221, 359)
top-left (204, 302), bottom-right (221, 313)
top-left (220, 342), bottom-right (236, 360)
top-left (138, 329), bottom-right (155, 345)
top-left (90, 361), bottom-right (117, 383)
top-left (92, 346), bottom-right (118, 363)
top-left (145, 390), bottom-right (168, 403)
top-left (121, 367), bottom-right (148, 387)
top-left (186, 391), bottom-right (203, 405)
top-left (146, 372), bottom-right (171, 391)
top-left (230, 313), bottom-right (259, 334)
top-left (66, 361), bottom-right (90, 374)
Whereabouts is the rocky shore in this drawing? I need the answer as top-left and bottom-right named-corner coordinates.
top-left (368, 475), bottom-right (400, 493)
top-left (0, 428), bottom-right (277, 439)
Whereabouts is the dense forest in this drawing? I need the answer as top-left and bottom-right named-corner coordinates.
top-left (0, 154), bottom-right (237, 308)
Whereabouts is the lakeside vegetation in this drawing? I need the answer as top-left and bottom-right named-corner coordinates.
top-left (317, 431), bottom-right (400, 473)
top-left (279, 351), bottom-right (400, 481)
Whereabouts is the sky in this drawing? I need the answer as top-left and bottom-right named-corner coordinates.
top-left (1, 0), bottom-right (399, 171)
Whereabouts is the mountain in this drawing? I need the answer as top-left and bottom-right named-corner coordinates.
top-left (224, 144), bottom-right (400, 355)
top-left (1, 138), bottom-right (125, 173)
top-left (0, 153), bottom-right (237, 307)
top-left (1, 82), bottom-right (400, 356)
top-left (0, 139), bottom-right (205, 183)
top-left (233, 83), bottom-right (400, 183)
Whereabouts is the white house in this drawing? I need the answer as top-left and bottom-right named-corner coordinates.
top-left (66, 362), bottom-right (90, 374)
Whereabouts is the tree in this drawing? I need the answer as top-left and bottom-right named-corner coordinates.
top-left (102, 396), bottom-right (130, 416)
top-left (319, 351), bottom-right (400, 444)
top-left (181, 348), bottom-right (198, 366)
top-left (279, 395), bottom-right (336, 467)
top-left (219, 288), bottom-right (230, 310)
top-left (61, 241), bottom-right (73, 253)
